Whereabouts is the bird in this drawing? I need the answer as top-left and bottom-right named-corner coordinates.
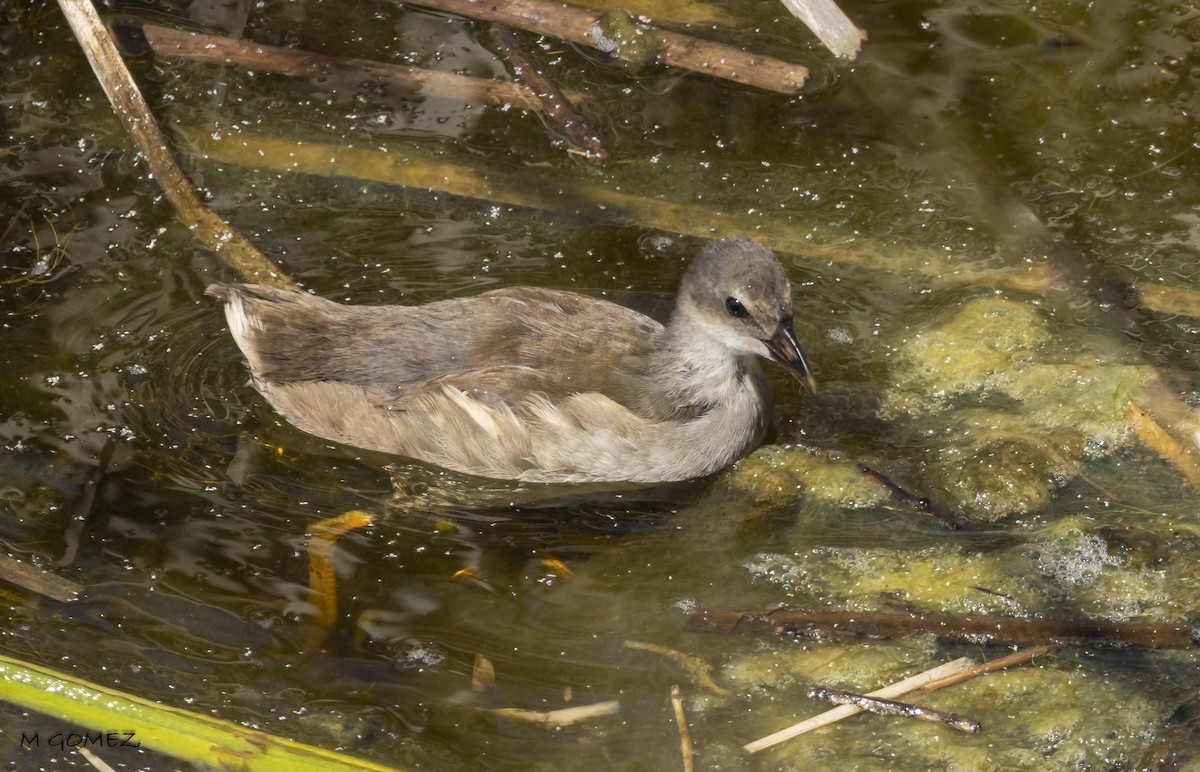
top-left (206, 238), bottom-right (814, 484)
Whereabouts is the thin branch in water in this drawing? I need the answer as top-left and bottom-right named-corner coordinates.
top-left (670, 685), bottom-right (694, 772)
top-left (858, 464), bottom-right (966, 529)
top-left (970, 585), bottom-right (1015, 602)
top-left (55, 0), bottom-right (293, 288)
top-left (76, 747), bottom-right (116, 772)
top-left (743, 657), bottom-right (974, 753)
top-left (777, 0), bottom-right (866, 59)
top-left (903, 644), bottom-right (1057, 699)
top-left (489, 700), bottom-right (621, 727)
top-left (487, 22), bottom-right (607, 166)
top-left (0, 556), bottom-right (82, 603)
top-left (623, 639), bottom-right (731, 696)
top-left (807, 687), bottom-right (980, 733)
top-left (392, 0), bottom-right (809, 94)
top-left (467, 654), bottom-right (618, 727)
top-left (1126, 400), bottom-right (1200, 489)
top-left (115, 21), bottom-right (546, 111)
top-left (746, 646), bottom-right (1052, 753)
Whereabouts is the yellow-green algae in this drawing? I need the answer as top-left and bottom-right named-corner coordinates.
top-left (744, 512), bottom-right (1200, 623)
top-left (727, 297), bottom-right (1157, 521)
top-left (588, 10), bottom-right (660, 68)
top-left (723, 445), bottom-right (891, 511)
top-left (884, 297), bottom-right (1152, 520)
top-left (1023, 515), bottom-right (1200, 623)
top-left (921, 430), bottom-right (1068, 520)
top-left (745, 545), bottom-right (1042, 618)
top-left (749, 661), bottom-right (1163, 771)
top-left (712, 293), bottom-right (1200, 768)
top-left (723, 532), bottom-right (1187, 769)
top-left (720, 639), bottom-right (941, 695)
top-left (884, 297), bottom-right (1052, 404)
top-left (716, 499), bottom-right (1200, 767)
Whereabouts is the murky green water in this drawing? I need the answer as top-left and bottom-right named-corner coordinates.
top-left (2, 0), bottom-right (1199, 769)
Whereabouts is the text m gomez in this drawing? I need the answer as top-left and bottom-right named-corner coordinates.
top-left (21, 731), bottom-right (140, 750)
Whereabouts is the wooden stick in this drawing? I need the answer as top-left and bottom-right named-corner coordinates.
top-left (54, 0), bottom-right (293, 289)
top-left (858, 464), bottom-right (966, 530)
top-left (903, 644), bottom-right (1056, 698)
top-left (490, 700), bottom-right (620, 727)
top-left (394, 0), bottom-right (809, 94)
top-left (670, 685), bottom-right (694, 772)
top-left (743, 657), bottom-right (973, 753)
top-left (120, 22), bottom-right (545, 111)
top-left (487, 23), bottom-right (607, 165)
top-left (0, 556), bottom-right (82, 603)
top-left (684, 608), bottom-right (1194, 649)
top-left (75, 747), bottom-right (117, 772)
top-left (806, 687), bottom-right (980, 733)
top-left (1126, 400), bottom-right (1200, 489)
top-left (623, 640), bottom-right (731, 696)
top-left (747, 646), bottom-right (1053, 753)
top-left (777, 0), bottom-right (866, 59)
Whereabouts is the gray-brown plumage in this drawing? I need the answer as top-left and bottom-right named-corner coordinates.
top-left (206, 239), bottom-right (814, 483)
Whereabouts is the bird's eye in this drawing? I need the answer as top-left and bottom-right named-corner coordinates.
top-left (725, 297), bottom-right (749, 319)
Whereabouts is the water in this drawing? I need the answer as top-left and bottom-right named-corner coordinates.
top-left (1, 0), bottom-right (1199, 768)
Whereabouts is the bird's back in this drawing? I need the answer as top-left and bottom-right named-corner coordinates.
top-left (207, 283), bottom-right (664, 407)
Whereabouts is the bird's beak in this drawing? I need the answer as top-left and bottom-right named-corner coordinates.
top-left (764, 316), bottom-right (817, 395)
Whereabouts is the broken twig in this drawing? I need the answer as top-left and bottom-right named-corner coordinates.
top-left (1126, 400), bottom-right (1200, 489)
top-left (807, 687), bottom-right (980, 733)
top-left (487, 22), bottom-right (606, 165)
top-left (490, 700), bottom-right (620, 727)
top-left (747, 646), bottom-right (1051, 753)
top-left (670, 685), bottom-right (694, 772)
top-left (744, 657), bottom-right (973, 753)
top-left (55, 0), bottom-right (293, 288)
top-left (777, 0), bottom-right (866, 59)
top-left (623, 640), bottom-right (731, 696)
top-left (858, 464), bottom-right (966, 529)
top-left (75, 747), bottom-right (116, 772)
top-left (394, 0), bottom-right (809, 94)
top-left (118, 21), bottom-right (545, 111)
top-left (903, 645), bottom-right (1056, 698)
top-left (0, 555), bottom-right (82, 603)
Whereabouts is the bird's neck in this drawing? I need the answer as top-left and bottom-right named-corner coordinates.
top-left (646, 322), bottom-right (770, 420)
